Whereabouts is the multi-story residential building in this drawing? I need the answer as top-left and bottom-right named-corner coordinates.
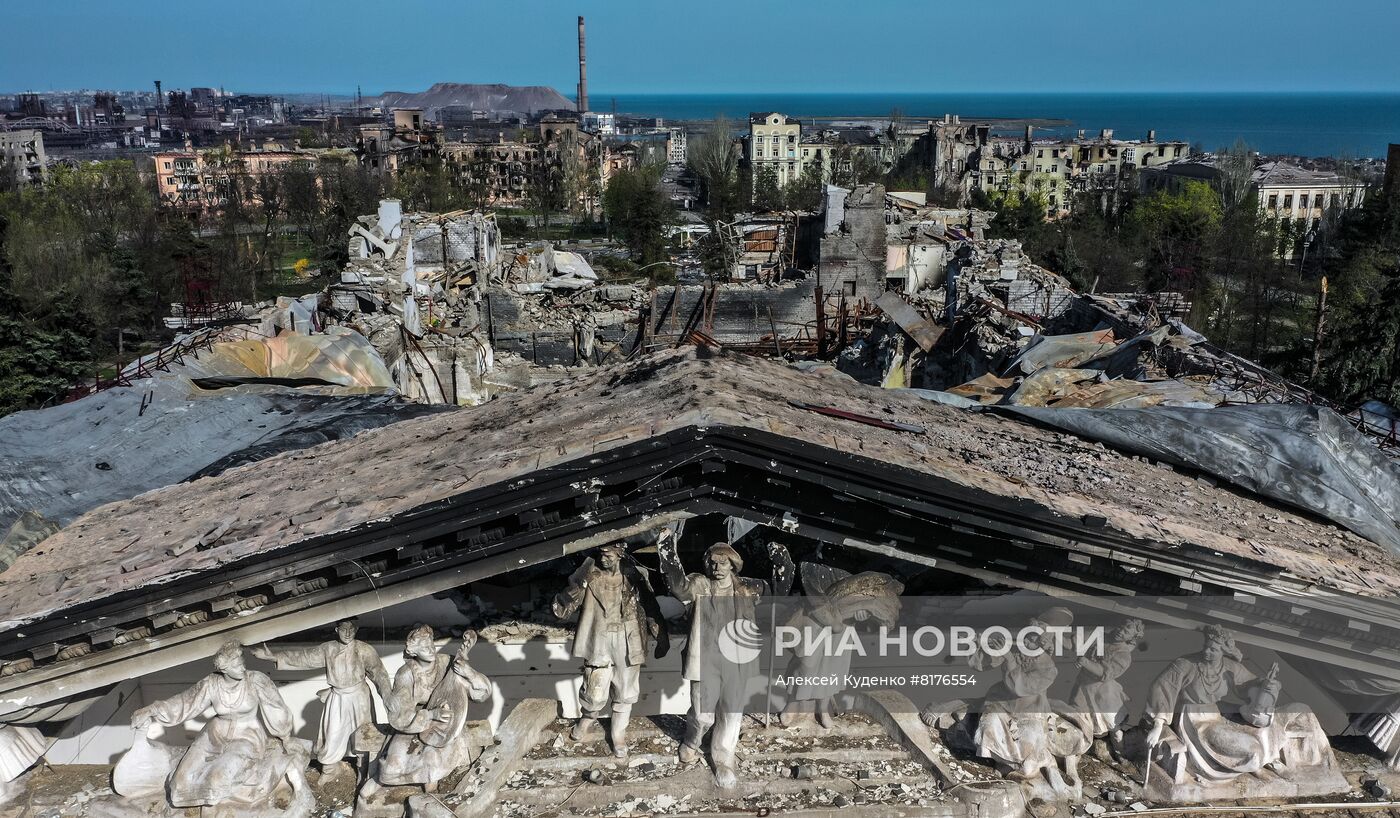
top-left (153, 145), bottom-right (310, 211)
top-left (357, 108), bottom-right (437, 176)
top-left (667, 128), bottom-right (687, 165)
top-left (746, 112), bottom-right (803, 188)
top-left (439, 125), bottom-right (622, 213)
top-left (798, 128), bottom-right (898, 183)
top-left (0, 130), bottom-right (47, 186)
top-left (743, 112), bottom-right (901, 193)
top-left (912, 115), bottom-right (1187, 214)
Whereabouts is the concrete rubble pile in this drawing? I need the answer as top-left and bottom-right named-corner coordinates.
top-left (864, 234), bottom-right (1312, 413)
top-left (850, 227), bottom-right (1400, 554)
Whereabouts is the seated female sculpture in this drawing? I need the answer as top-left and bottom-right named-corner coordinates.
top-left (125, 641), bottom-right (309, 815)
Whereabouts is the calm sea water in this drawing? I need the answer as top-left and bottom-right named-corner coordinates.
top-left (597, 92), bottom-right (1400, 159)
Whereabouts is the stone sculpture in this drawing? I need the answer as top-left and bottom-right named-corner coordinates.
top-left (780, 564), bottom-right (903, 727)
top-left (0, 724), bottom-right (48, 804)
top-left (120, 641), bottom-right (312, 817)
top-left (658, 532), bottom-right (793, 789)
top-left (360, 631), bottom-right (492, 802)
top-left (251, 617), bottom-right (391, 777)
top-left (1141, 623), bottom-right (1346, 801)
top-left (1068, 617), bottom-right (1143, 761)
top-left (552, 542), bottom-right (668, 758)
top-left (969, 607), bottom-right (1084, 798)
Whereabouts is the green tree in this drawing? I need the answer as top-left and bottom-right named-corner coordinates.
top-left (0, 282), bottom-right (95, 414)
top-left (392, 154), bottom-right (457, 214)
top-left (603, 163), bottom-right (675, 271)
top-left (1314, 180), bottom-right (1400, 403)
top-left (294, 126), bottom-right (324, 149)
top-left (688, 115), bottom-right (741, 221)
top-left (526, 153), bottom-right (566, 231)
top-left (0, 161), bottom-right (167, 350)
top-left (785, 163), bottom-right (825, 212)
top-left (829, 146), bottom-right (883, 189)
top-left (753, 164), bottom-right (782, 212)
top-left (1130, 180), bottom-right (1222, 292)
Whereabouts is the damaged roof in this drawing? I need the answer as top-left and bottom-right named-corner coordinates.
top-left (2, 348), bottom-right (1396, 634)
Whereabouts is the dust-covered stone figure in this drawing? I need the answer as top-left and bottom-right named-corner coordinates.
top-left (252, 618), bottom-right (391, 776)
top-left (658, 532), bottom-right (793, 789)
top-left (1141, 623), bottom-right (1342, 798)
top-left (361, 631), bottom-right (492, 802)
top-left (553, 542), bottom-right (668, 758)
top-left (123, 641), bottom-right (311, 816)
top-left (1069, 617), bottom-right (1143, 761)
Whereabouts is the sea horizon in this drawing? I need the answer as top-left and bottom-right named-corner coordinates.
top-left (593, 90), bottom-right (1400, 158)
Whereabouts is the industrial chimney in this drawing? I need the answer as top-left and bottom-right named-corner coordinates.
top-left (154, 80), bottom-right (163, 113)
top-left (577, 16), bottom-right (589, 114)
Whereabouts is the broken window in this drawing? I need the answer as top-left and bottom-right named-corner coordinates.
top-left (1284, 194), bottom-right (1293, 209)
top-left (1299, 194), bottom-right (1310, 209)
top-left (1268, 194), bottom-right (1279, 209)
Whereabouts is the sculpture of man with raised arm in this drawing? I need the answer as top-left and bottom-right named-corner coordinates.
top-left (252, 618), bottom-right (391, 777)
top-left (658, 532), bottom-right (792, 789)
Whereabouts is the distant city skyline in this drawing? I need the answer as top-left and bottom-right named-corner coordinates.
top-left (4, 0), bottom-right (1399, 96)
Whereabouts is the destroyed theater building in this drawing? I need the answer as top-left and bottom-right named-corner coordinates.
top-left (4, 192), bottom-right (1400, 817)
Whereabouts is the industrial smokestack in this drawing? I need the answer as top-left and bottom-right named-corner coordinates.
top-left (154, 80), bottom-right (163, 113)
top-left (577, 16), bottom-right (589, 115)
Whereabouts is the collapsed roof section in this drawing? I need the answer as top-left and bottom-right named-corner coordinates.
top-left (0, 319), bottom-right (449, 571)
top-left (5, 348), bottom-right (1400, 712)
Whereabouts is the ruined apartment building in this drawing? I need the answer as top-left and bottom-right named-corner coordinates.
top-left (356, 107), bottom-right (436, 175)
top-left (911, 115), bottom-right (1188, 213)
top-left (0, 129), bottom-right (46, 186)
top-left (153, 145), bottom-right (311, 211)
top-left (439, 120), bottom-right (614, 210)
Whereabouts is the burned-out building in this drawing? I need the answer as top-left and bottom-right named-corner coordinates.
top-left (904, 115), bottom-right (1189, 214)
top-left (9, 165), bottom-right (1400, 816)
top-left (439, 125), bottom-right (613, 213)
top-left (0, 129), bottom-right (46, 186)
top-left (5, 340), bottom-right (1400, 816)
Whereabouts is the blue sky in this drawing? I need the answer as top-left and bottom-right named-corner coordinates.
top-left (4, 0), bottom-right (1398, 95)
